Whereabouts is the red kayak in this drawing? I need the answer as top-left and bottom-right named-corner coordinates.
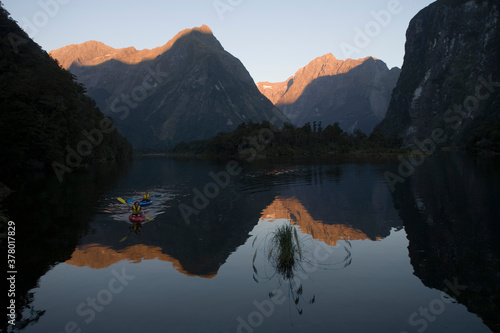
top-left (129, 214), bottom-right (145, 223)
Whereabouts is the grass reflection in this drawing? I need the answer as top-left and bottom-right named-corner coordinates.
top-left (252, 223), bottom-right (313, 316)
top-left (252, 221), bottom-right (353, 318)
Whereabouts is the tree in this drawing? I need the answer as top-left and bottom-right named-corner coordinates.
top-left (301, 122), bottom-right (312, 134)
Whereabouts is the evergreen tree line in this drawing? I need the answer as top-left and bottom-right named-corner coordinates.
top-left (0, 3), bottom-right (132, 180)
top-left (170, 120), bottom-right (402, 157)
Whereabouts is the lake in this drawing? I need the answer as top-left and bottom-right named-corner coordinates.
top-left (3, 152), bottom-right (499, 333)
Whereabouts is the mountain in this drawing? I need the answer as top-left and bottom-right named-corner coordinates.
top-left (50, 40), bottom-right (169, 70)
top-left (0, 4), bottom-right (132, 181)
top-left (257, 54), bottom-right (400, 134)
top-left (50, 26), bottom-right (288, 149)
top-left (261, 197), bottom-right (376, 246)
top-left (377, 0), bottom-right (500, 150)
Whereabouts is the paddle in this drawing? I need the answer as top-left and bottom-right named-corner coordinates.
top-left (120, 224), bottom-right (139, 242)
top-left (116, 198), bottom-right (152, 221)
top-left (117, 197), bottom-right (128, 205)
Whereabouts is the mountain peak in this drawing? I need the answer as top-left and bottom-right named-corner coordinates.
top-left (318, 53), bottom-right (337, 60)
top-left (50, 24), bottom-right (287, 149)
top-left (169, 24), bottom-right (214, 42)
top-left (257, 54), bottom-right (374, 106)
top-left (194, 24), bottom-right (213, 34)
top-left (50, 25), bottom-right (216, 69)
top-left (257, 53), bottom-right (400, 134)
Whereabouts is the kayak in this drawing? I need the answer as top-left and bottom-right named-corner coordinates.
top-left (129, 214), bottom-right (145, 223)
top-left (139, 199), bottom-right (153, 206)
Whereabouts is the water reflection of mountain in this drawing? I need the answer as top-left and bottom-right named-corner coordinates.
top-left (67, 189), bottom-right (395, 278)
top-left (391, 153), bottom-right (500, 332)
top-left (2, 161), bottom-right (132, 330)
top-left (67, 244), bottom-right (217, 278)
top-left (65, 172), bottom-right (280, 278)
top-left (66, 162), bottom-right (402, 280)
top-left (258, 163), bottom-right (404, 241)
top-left (261, 197), bottom-right (377, 245)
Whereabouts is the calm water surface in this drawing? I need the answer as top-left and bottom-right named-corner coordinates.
top-left (3, 153), bottom-right (499, 333)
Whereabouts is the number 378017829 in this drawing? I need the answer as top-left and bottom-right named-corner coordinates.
top-left (7, 221), bottom-right (16, 269)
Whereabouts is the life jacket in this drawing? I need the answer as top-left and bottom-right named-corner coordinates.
top-left (132, 205), bottom-right (141, 214)
top-left (143, 193), bottom-right (150, 201)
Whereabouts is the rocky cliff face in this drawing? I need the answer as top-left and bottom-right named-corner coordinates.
top-left (50, 26), bottom-right (288, 149)
top-left (378, 0), bottom-right (500, 148)
top-left (257, 54), bottom-right (400, 134)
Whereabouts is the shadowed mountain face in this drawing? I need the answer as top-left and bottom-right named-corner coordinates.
top-left (50, 25), bottom-right (288, 149)
top-left (0, 5), bottom-right (131, 178)
top-left (257, 54), bottom-right (400, 134)
top-left (377, 0), bottom-right (500, 148)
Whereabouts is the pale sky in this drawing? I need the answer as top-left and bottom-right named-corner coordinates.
top-left (2, 0), bottom-right (435, 83)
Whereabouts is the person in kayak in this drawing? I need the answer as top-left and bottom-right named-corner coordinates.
top-left (142, 192), bottom-right (150, 202)
top-left (131, 201), bottom-right (143, 216)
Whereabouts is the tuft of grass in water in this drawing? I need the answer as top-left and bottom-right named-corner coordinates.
top-left (270, 224), bottom-right (300, 279)
top-left (253, 223), bottom-right (318, 318)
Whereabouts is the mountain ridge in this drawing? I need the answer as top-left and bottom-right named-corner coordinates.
top-left (50, 25), bottom-right (214, 69)
top-left (258, 54), bottom-right (401, 134)
top-left (257, 53), bottom-right (372, 105)
top-left (50, 25), bottom-right (288, 149)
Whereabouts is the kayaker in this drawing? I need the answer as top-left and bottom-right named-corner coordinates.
top-left (131, 201), bottom-right (143, 216)
top-left (142, 192), bottom-right (150, 202)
